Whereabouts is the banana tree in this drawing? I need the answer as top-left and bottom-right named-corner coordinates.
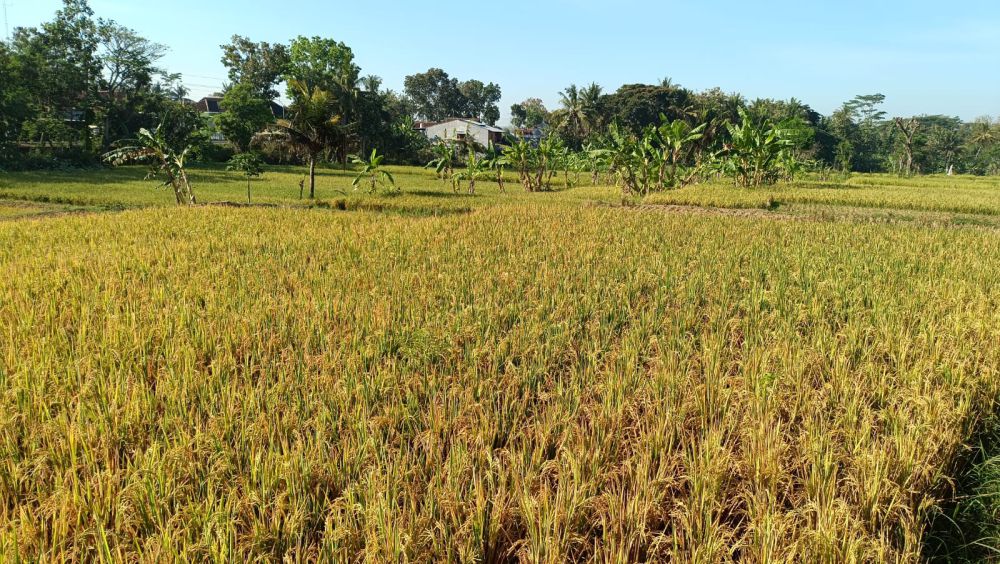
top-left (502, 139), bottom-right (538, 192)
top-left (583, 142), bottom-right (609, 185)
top-left (535, 136), bottom-right (560, 190)
top-left (104, 126), bottom-right (197, 205)
top-left (483, 146), bottom-right (508, 193)
top-left (655, 117), bottom-right (706, 188)
top-left (604, 124), bottom-right (643, 199)
top-left (452, 149), bottom-right (490, 194)
top-left (721, 109), bottom-right (796, 188)
top-left (351, 148), bottom-right (396, 193)
top-left (426, 142), bottom-right (456, 182)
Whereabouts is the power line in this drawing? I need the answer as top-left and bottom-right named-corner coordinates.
top-left (3, 0), bottom-right (10, 42)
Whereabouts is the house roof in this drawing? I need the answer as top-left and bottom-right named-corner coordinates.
top-left (195, 96), bottom-right (286, 119)
top-left (422, 118), bottom-right (503, 132)
top-left (195, 97), bottom-right (223, 114)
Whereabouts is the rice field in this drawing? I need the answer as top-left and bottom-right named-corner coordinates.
top-left (646, 174), bottom-right (1000, 216)
top-left (1, 168), bottom-right (1000, 561)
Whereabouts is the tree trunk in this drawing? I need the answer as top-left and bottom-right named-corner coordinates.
top-left (179, 168), bottom-right (196, 205)
top-left (308, 156), bottom-right (316, 199)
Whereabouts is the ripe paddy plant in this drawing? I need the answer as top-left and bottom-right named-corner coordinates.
top-left (0, 200), bottom-right (998, 562)
top-left (644, 173), bottom-right (1000, 215)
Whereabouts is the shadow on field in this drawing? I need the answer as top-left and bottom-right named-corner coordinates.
top-left (2, 168), bottom-right (145, 185)
top-left (924, 419), bottom-right (1000, 562)
top-left (317, 198), bottom-right (473, 217)
top-left (405, 190), bottom-right (480, 198)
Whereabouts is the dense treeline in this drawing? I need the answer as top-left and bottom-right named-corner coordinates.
top-left (516, 85), bottom-right (1000, 176)
top-left (2, 0), bottom-right (998, 180)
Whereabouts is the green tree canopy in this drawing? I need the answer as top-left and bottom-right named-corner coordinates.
top-left (217, 83), bottom-right (274, 153)
top-left (220, 35), bottom-right (290, 101)
top-left (510, 98), bottom-right (550, 129)
top-left (403, 68), bottom-right (502, 124)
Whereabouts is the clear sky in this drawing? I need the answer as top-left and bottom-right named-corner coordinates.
top-left (5, 0), bottom-right (1000, 124)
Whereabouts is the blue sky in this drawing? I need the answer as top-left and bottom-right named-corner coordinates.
top-left (6, 0), bottom-right (1000, 124)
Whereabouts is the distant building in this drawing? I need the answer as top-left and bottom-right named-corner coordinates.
top-left (514, 126), bottom-right (545, 146)
top-left (193, 96), bottom-right (286, 120)
top-left (415, 118), bottom-right (505, 148)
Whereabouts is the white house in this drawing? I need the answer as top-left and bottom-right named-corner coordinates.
top-left (416, 118), bottom-right (505, 148)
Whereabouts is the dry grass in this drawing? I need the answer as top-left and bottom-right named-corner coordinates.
top-left (1, 196), bottom-right (999, 561)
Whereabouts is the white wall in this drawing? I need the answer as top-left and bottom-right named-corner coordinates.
top-left (423, 120), bottom-right (494, 148)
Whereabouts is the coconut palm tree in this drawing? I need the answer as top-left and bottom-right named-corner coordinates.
top-left (256, 79), bottom-right (343, 199)
top-left (360, 74), bottom-right (382, 93)
top-left (559, 84), bottom-right (589, 143)
top-left (580, 82), bottom-right (603, 130)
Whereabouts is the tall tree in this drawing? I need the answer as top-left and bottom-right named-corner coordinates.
top-left (835, 93), bottom-right (889, 172)
top-left (893, 117), bottom-right (919, 176)
top-left (0, 43), bottom-right (31, 163)
top-left (286, 36), bottom-right (359, 96)
top-left (96, 22), bottom-right (166, 148)
top-left (220, 35), bottom-right (290, 101)
top-left (601, 83), bottom-right (692, 135)
top-left (217, 83), bottom-right (274, 153)
top-left (558, 84), bottom-right (589, 145)
top-left (458, 79), bottom-right (501, 125)
top-left (510, 98), bottom-right (549, 129)
top-left (286, 36), bottom-right (359, 164)
top-left (12, 0), bottom-right (102, 151)
top-left (404, 68), bottom-right (465, 121)
top-left (360, 74), bottom-right (382, 93)
top-left (403, 68), bottom-right (501, 124)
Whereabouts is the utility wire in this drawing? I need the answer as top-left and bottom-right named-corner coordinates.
top-left (3, 0), bottom-right (10, 42)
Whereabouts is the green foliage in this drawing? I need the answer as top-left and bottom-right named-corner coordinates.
top-left (596, 116), bottom-right (707, 197)
top-left (554, 83), bottom-right (602, 148)
top-left (217, 83), bottom-right (275, 153)
top-left (426, 142), bottom-right (456, 182)
top-left (351, 148), bottom-right (396, 193)
top-left (600, 83), bottom-right (692, 136)
top-left (286, 36), bottom-right (359, 99)
top-left (103, 125), bottom-right (197, 204)
top-left (9, 0), bottom-right (102, 153)
top-left (403, 68), bottom-right (502, 125)
top-left (502, 138), bottom-right (539, 192)
top-left (510, 98), bottom-right (550, 129)
top-left (451, 149), bottom-right (490, 194)
top-left (719, 109), bottom-right (799, 188)
top-left (259, 79), bottom-right (346, 198)
top-left (498, 136), bottom-right (563, 192)
top-left (0, 43), bottom-right (31, 165)
top-left (482, 145), bottom-right (509, 192)
top-left (220, 35), bottom-right (290, 100)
